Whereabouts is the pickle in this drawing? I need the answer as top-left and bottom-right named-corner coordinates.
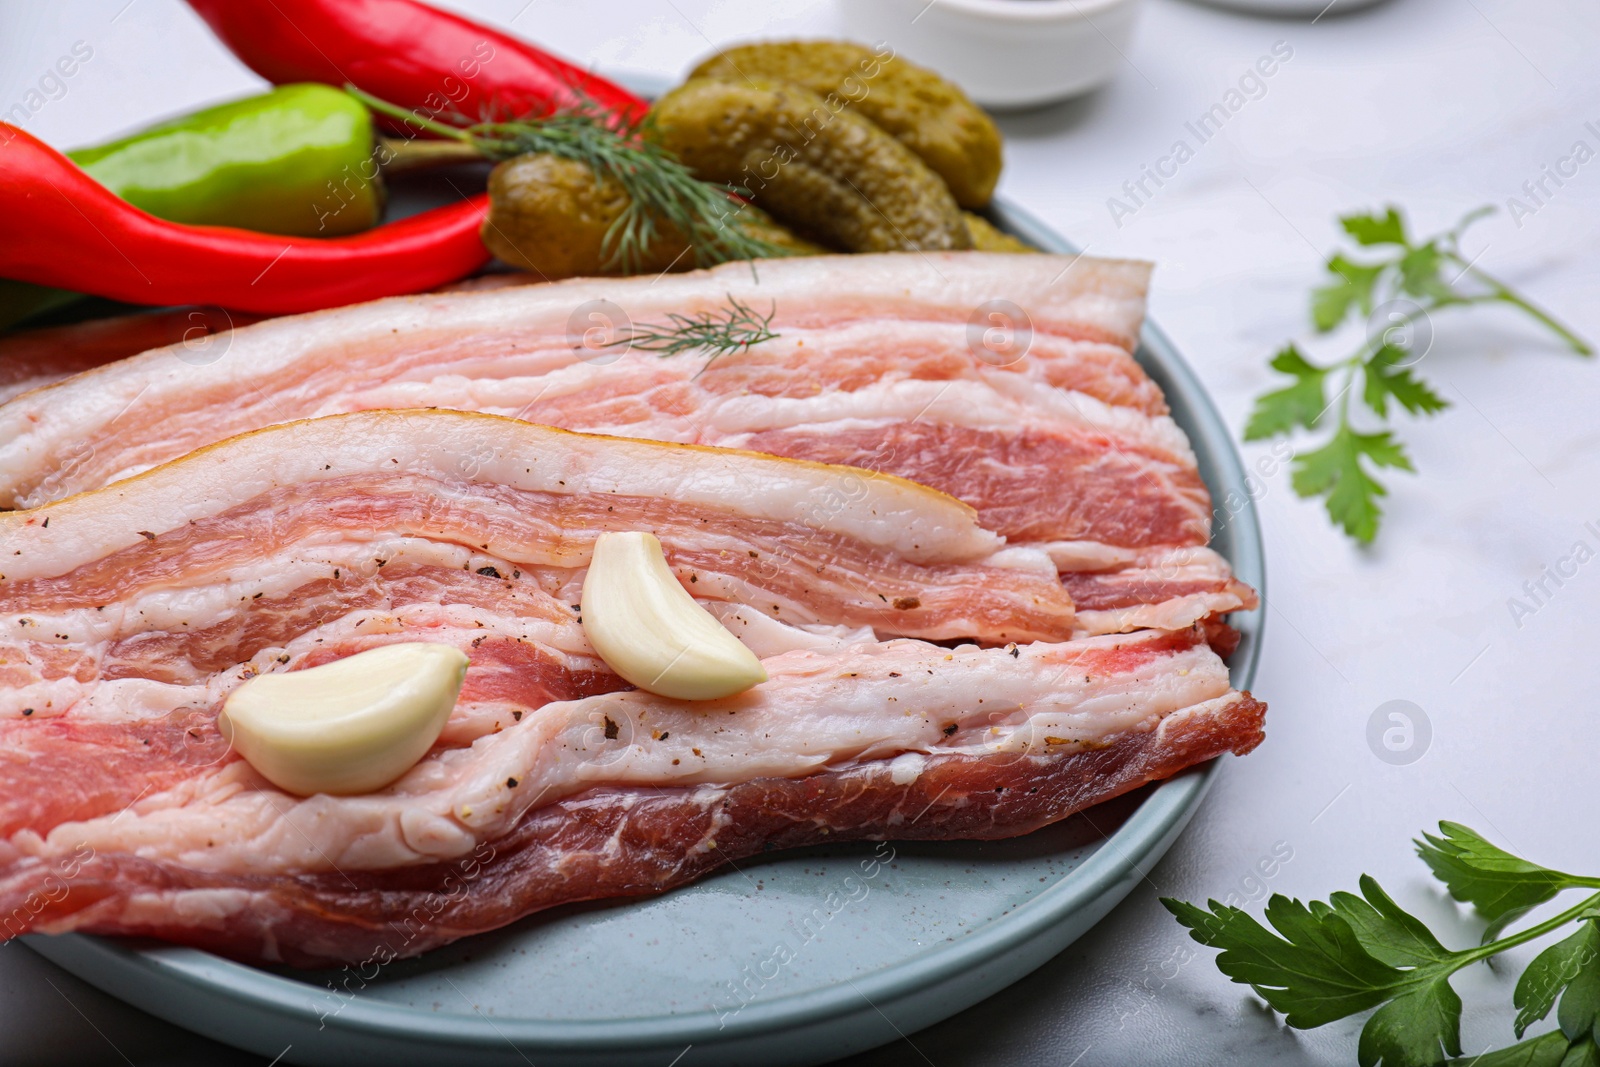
top-left (689, 41), bottom-right (1002, 209)
top-left (964, 212), bottom-right (1036, 253)
top-left (651, 77), bottom-right (970, 253)
top-left (482, 153), bottom-right (821, 279)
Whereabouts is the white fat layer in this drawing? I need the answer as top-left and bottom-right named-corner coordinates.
top-left (1077, 592), bottom-right (1250, 636)
top-left (701, 603), bottom-right (877, 657)
top-left (17, 633), bottom-right (1226, 875)
top-left (0, 412), bottom-right (1005, 581)
top-left (887, 752), bottom-right (925, 785)
top-left (707, 377), bottom-right (1192, 463)
top-left (982, 547), bottom-right (1063, 576)
top-left (1042, 542), bottom-right (1238, 574)
top-left (1043, 541), bottom-right (1142, 571)
top-left (113, 889), bottom-right (263, 934)
top-left (0, 677), bottom-right (84, 720)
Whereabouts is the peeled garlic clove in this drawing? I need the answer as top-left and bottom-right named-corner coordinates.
top-left (219, 643), bottom-right (468, 797)
top-left (581, 531), bottom-right (768, 701)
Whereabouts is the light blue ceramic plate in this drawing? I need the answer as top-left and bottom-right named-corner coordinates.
top-left (27, 199), bottom-right (1264, 1066)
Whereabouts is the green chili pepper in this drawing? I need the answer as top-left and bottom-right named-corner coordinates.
top-left (71, 83), bottom-right (384, 235)
top-left (3, 83), bottom-right (385, 329)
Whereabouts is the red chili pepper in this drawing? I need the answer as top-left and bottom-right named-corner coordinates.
top-left (0, 124), bottom-right (490, 315)
top-left (185, 0), bottom-right (646, 132)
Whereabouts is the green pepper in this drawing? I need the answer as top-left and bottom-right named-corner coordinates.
top-left (3, 83), bottom-right (385, 329)
top-left (71, 84), bottom-right (383, 236)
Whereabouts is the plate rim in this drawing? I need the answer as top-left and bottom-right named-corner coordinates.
top-left (27, 197), bottom-right (1265, 1057)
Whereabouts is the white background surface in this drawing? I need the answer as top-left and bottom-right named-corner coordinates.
top-left (2, 0), bottom-right (1598, 1064)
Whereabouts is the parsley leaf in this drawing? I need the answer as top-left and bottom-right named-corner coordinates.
top-left (1324, 875), bottom-right (1456, 968)
top-left (1364, 346), bottom-right (1450, 418)
top-left (1343, 207), bottom-right (1410, 246)
top-left (1398, 243), bottom-right (1455, 302)
top-left (1291, 427), bottom-right (1411, 543)
top-left (1417, 823), bottom-right (1595, 941)
top-left (1244, 204), bottom-right (1589, 543)
top-left (1450, 1029), bottom-right (1575, 1067)
top-left (1172, 825), bottom-right (1600, 1067)
top-left (1563, 1038), bottom-right (1600, 1067)
top-left (1515, 920), bottom-right (1600, 1037)
top-left (1557, 944), bottom-right (1600, 1043)
top-left (1166, 879), bottom-right (1470, 1067)
top-left (1163, 895), bottom-right (1402, 1028)
top-left (1315, 255), bottom-right (1388, 332)
top-left (1244, 345), bottom-right (1329, 440)
top-left (1359, 977), bottom-right (1464, 1067)
top-left (1352, 429), bottom-right (1415, 472)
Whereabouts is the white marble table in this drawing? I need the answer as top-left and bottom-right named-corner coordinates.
top-left (3, 0), bottom-right (1598, 1063)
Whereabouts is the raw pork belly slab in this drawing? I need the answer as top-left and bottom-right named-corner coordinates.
top-left (0, 306), bottom-right (260, 405)
top-left (0, 253), bottom-right (1254, 633)
top-left (0, 409), bottom-right (1264, 965)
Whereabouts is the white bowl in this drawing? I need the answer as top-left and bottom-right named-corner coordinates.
top-left (837, 0), bottom-right (1143, 110)
top-left (1182, 0), bottom-right (1389, 14)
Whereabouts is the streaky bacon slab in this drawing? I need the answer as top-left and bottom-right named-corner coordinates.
top-left (0, 253), bottom-right (1155, 510)
top-left (0, 410), bottom-right (1074, 655)
top-left (0, 253), bottom-right (1253, 632)
top-left (1, 622), bottom-right (1263, 966)
top-left (0, 306), bottom-right (260, 405)
top-left (0, 258), bottom-right (1269, 967)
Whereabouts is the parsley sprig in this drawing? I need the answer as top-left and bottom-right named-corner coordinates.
top-left (1244, 206), bottom-right (1591, 544)
top-left (1164, 823), bottom-right (1600, 1067)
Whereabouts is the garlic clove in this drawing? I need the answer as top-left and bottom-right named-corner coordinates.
top-left (581, 531), bottom-right (768, 701)
top-left (219, 642), bottom-right (468, 797)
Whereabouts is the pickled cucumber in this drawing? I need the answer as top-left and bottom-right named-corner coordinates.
top-left (964, 212), bottom-right (1036, 253)
top-left (651, 77), bottom-right (971, 253)
top-left (689, 41), bottom-right (1002, 209)
top-left (482, 153), bottom-right (821, 279)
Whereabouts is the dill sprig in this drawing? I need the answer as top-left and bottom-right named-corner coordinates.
top-left (625, 294), bottom-right (779, 369)
top-left (348, 86), bottom-right (790, 274)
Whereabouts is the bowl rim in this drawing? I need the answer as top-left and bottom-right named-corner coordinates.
top-left (892, 0), bottom-right (1136, 24)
